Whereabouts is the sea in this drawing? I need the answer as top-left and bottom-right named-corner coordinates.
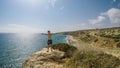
top-left (0, 33), bottom-right (67, 68)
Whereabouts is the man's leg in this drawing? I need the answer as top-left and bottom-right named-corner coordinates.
top-left (50, 44), bottom-right (53, 51)
top-left (47, 44), bottom-right (50, 52)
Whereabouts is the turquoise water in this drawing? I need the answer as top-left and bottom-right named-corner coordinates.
top-left (0, 33), bottom-right (66, 68)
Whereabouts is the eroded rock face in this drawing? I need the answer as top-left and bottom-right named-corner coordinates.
top-left (22, 48), bottom-right (65, 68)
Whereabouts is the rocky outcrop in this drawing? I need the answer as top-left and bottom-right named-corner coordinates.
top-left (22, 48), bottom-right (65, 68)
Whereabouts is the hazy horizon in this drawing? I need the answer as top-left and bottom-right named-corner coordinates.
top-left (0, 0), bottom-right (120, 33)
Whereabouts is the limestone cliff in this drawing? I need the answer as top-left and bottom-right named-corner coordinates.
top-left (22, 48), bottom-right (65, 68)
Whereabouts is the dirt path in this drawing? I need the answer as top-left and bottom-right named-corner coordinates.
top-left (101, 48), bottom-right (120, 59)
top-left (66, 35), bottom-right (102, 52)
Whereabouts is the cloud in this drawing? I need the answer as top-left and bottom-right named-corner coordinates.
top-left (102, 8), bottom-right (120, 24)
top-left (89, 16), bottom-right (105, 25)
top-left (89, 8), bottom-right (120, 25)
top-left (44, 0), bottom-right (58, 9)
top-left (0, 24), bottom-right (43, 33)
top-left (48, 0), bottom-right (57, 8)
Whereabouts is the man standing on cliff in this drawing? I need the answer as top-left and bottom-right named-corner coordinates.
top-left (47, 31), bottom-right (53, 52)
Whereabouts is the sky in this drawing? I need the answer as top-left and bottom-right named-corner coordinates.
top-left (0, 0), bottom-right (120, 33)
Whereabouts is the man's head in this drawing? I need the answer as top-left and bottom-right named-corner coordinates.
top-left (48, 31), bottom-right (50, 33)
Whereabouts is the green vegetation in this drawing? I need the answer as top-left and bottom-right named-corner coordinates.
top-left (116, 42), bottom-right (120, 48)
top-left (52, 43), bottom-right (77, 58)
top-left (114, 39), bottom-right (119, 42)
top-left (52, 43), bottom-right (120, 68)
top-left (66, 51), bottom-right (120, 68)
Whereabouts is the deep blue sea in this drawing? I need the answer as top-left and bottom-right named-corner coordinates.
top-left (0, 33), bottom-right (66, 68)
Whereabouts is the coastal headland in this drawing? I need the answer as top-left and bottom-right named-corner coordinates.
top-left (23, 27), bottom-right (120, 68)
